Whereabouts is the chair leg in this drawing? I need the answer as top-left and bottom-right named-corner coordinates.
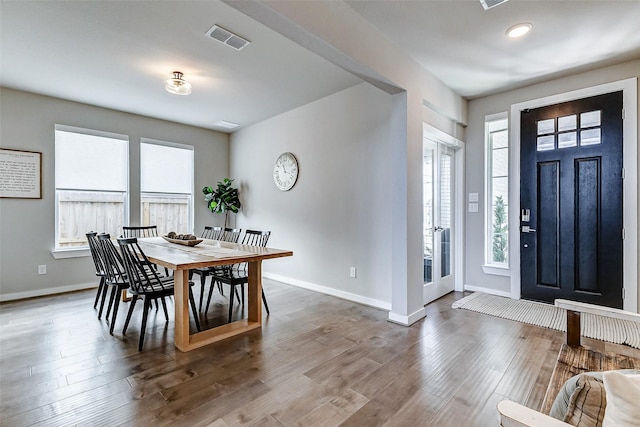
top-left (123, 295), bottom-right (138, 335)
top-left (105, 286), bottom-right (117, 320)
top-left (94, 277), bottom-right (105, 309)
top-left (139, 298), bottom-right (151, 351)
top-left (198, 273), bottom-right (207, 312)
top-left (160, 297), bottom-right (169, 322)
top-left (109, 289), bottom-right (122, 335)
top-left (97, 281), bottom-right (110, 319)
top-left (262, 289), bottom-right (270, 315)
top-left (189, 287), bottom-right (201, 332)
top-left (204, 280), bottom-right (217, 316)
top-left (228, 285), bottom-right (235, 323)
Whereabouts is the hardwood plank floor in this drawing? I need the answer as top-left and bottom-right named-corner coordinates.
top-left (2, 280), bottom-right (638, 426)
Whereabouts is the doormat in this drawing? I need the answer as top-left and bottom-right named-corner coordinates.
top-left (452, 292), bottom-right (640, 349)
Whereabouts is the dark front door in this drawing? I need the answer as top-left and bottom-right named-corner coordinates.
top-left (520, 91), bottom-right (623, 308)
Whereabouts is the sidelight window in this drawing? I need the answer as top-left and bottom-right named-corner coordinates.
top-left (485, 115), bottom-right (509, 267)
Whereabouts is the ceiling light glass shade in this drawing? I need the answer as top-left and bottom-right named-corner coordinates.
top-left (165, 71), bottom-right (192, 95)
top-left (506, 23), bottom-right (532, 38)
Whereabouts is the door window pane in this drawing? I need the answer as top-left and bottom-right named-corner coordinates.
top-left (440, 153), bottom-right (452, 278)
top-left (558, 115), bottom-right (577, 132)
top-left (558, 132), bottom-right (577, 148)
top-left (581, 129), bottom-right (601, 146)
top-left (537, 119), bottom-right (555, 135)
top-left (581, 110), bottom-right (601, 128)
top-left (537, 135), bottom-right (555, 151)
top-left (423, 149), bottom-right (434, 283)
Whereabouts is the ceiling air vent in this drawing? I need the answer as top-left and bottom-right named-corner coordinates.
top-left (479, 0), bottom-right (509, 10)
top-left (206, 25), bottom-right (250, 51)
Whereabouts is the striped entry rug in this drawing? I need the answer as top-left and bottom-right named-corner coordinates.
top-left (452, 292), bottom-right (640, 350)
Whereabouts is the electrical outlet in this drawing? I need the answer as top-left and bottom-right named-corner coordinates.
top-left (349, 267), bottom-right (357, 278)
top-left (38, 264), bottom-right (47, 275)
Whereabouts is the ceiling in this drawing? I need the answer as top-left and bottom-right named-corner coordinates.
top-left (346, 0), bottom-right (640, 99)
top-left (1, 1), bottom-right (639, 133)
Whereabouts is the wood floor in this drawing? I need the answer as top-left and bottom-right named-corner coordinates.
top-left (2, 280), bottom-right (638, 426)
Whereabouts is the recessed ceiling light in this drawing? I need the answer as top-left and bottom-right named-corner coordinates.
top-left (506, 23), bottom-right (532, 38)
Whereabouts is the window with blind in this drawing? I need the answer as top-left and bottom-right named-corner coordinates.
top-left (140, 139), bottom-right (194, 236)
top-left (54, 125), bottom-right (129, 249)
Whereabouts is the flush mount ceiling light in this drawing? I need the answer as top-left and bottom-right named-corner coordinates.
top-left (506, 23), bottom-right (533, 38)
top-left (165, 71), bottom-right (192, 95)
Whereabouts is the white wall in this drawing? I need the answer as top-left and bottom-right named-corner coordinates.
top-left (465, 60), bottom-right (640, 310)
top-left (228, 0), bottom-right (466, 324)
top-left (230, 82), bottom-right (393, 308)
top-left (0, 88), bottom-right (229, 300)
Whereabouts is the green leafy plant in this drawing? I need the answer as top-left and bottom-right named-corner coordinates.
top-left (492, 195), bottom-right (508, 263)
top-left (202, 178), bottom-right (241, 229)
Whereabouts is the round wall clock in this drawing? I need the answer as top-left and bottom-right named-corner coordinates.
top-left (273, 152), bottom-right (298, 191)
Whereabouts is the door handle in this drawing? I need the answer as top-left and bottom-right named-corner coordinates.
top-left (434, 226), bottom-right (444, 232)
top-left (521, 225), bottom-right (536, 233)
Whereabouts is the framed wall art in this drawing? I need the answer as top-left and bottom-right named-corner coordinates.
top-left (0, 148), bottom-right (42, 199)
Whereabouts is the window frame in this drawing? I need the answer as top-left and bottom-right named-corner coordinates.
top-left (483, 113), bottom-right (510, 273)
top-left (53, 124), bottom-right (129, 255)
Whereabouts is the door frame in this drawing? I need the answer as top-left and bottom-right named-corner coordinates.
top-left (509, 78), bottom-right (638, 312)
top-left (423, 123), bottom-right (465, 302)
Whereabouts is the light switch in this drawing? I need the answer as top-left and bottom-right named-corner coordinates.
top-left (468, 192), bottom-right (479, 202)
top-left (468, 203), bottom-right (479, 213)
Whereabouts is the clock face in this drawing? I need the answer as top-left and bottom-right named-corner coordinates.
top-left (273, 152), bottom-right (298, 191)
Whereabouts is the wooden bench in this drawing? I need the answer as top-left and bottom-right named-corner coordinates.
top-left (499, 299), bottom-right (640, 427)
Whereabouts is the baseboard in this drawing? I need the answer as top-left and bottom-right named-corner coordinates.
top-left (464, 284), bottom-right (512, 298)
top-left (387, 307), bottom-right (427, 326)
top-left (0, 282), bottom-right (96, 302)
top-left (262, 272), bottom-right (391, 311)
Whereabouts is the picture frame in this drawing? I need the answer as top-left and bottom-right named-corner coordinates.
top-left (0, 148), bottom-right (43, 199)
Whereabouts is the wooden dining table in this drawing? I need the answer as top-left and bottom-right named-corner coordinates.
top-left (137, 236), bottom-right (292, 352)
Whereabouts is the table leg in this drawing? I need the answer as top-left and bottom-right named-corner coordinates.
top-left (247, 261), bottom-right (263, 323)
top-left (174, 269), bottom-right (190, 351)
top-left (566, 309), bottom-right (581, 347)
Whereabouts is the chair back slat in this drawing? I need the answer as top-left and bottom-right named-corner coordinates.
top-left (242, 229), bottom-right (270, 247)
top-left (223, 228), bottom-right (242, 243)
top-left (86, 231), bottom-right (107, 276)
top-left (202, 226), bottom-right (224, 240)
top-left (117, 237), bottom-right (169, 293)
top-left (122, 225), bottom-right (158, 238)
top-left (97, 233), bottom-right (127, 285)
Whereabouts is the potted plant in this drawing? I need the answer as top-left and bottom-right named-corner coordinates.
top-left (202, 178), bottom-right (241, 229)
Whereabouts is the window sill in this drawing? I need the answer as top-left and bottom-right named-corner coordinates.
top-left (51, 248), bottom-right (91, 259)
top-left (482, 264), bottom-right (511, 277)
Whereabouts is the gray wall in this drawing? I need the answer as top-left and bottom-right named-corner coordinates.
top-left (230, 82), bottom-right (394, 307)
top-left (0, 88), bottom-right (229, 300)
top-left (465, 60), bottom-right (640, 308)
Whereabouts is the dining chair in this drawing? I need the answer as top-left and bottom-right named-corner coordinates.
top-left (190, 226), bottom-right (224, 311)
top-left (122, 225), bottom-right (169, 276)
top-left (207, 229), bottom-right (271, 323)
top-left (86, 231), bottom-right (108, 317)
top-left (117, 236), bottom-right (201, 351)
top-left (96, 233), bottom-right (141, 335)
top-left (122, 225), bottom-right (159, 238)
top-left (222, 227), bottom-right (242, 243)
